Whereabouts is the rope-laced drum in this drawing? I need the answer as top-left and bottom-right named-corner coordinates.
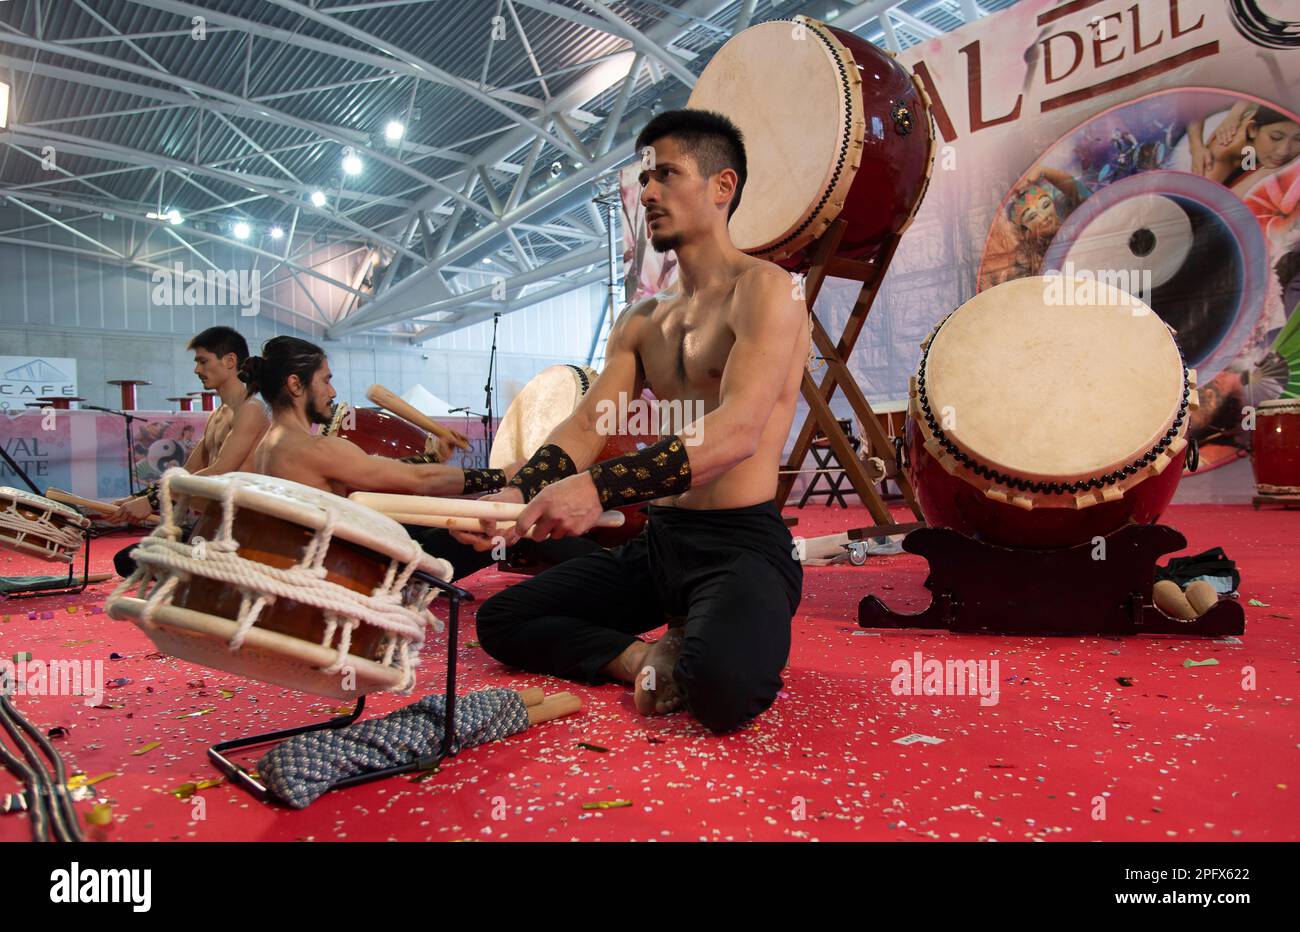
top-left (0, 487), bottom-right (89, 563)
top-left (490, 364), bottom-right (657, 545)
top-left (106, 471), bottom-right (452, 698)
top-left (1252, 398), bottom-right (1300, 495)
top-left (905, 276), bottom-right (1197, 549)
top-left (686, 15), bottom-right (935, 271)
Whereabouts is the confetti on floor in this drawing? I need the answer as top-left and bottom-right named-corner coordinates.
top-left (0, 509), bottom-right (1295, 843)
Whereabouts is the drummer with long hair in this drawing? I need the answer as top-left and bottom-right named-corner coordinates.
top-left (456, 109), bottom-right (810, 733)
top-left (246, 336), bottom-right (505, 500)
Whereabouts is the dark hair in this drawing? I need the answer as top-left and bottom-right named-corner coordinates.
top-left (1252, 107), bottom-right (1299, 129)
top-left (1277, 248), bottom-right (1300, 290)
top-left (188, 326), bottom-right (249, 364)
top-left (239, 336), bottom-right (326, 408)
top-left (634, 109), bottom-right (747, 219)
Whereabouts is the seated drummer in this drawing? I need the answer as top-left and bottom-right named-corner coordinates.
top-left (247, 335), bottom-right (502, 498)
top-left (455, 110), bottom-right (808, 732)
top-left (109, 326), bottom-right (270, 576)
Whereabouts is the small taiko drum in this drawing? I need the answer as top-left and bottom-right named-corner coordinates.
top-left (906, 276), bottom-right (1196, 549)
top-left (686, 16), bottom-right (934, 271)
top-left (1252, 399), bottom-right (1300, 495)
top-left (490, 364), bottom-right (655, 545)
top-left (0, 487), bottom-right (89, 563)
top-left (325, 403), bottom-right (432, 461)
top-left (107, 471), bottom-right (452, 698)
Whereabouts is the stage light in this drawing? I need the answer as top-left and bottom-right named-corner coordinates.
top-left (310, 190), bottom-right (327, 208)
top-left (233, 221), bottom-right (250, 240)
top-left (167, 209), bottom-right (183, 225)
top-left (384, 121), bottom-right (404, 142)
top-left (269, 226), bottom-right (284, 240)
top-left (341, 147), bottom-right (363, 176)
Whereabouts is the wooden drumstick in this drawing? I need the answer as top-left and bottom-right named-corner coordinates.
top-left (1153, 580), bottom-right (1197, 620)
top-left (365, 384), bottom-right (471, 452)
top-left (516, 687), bottom-right (545, 707)
top-left (526, 692), bottom-right (583, 725)
top-left (386, 512), bottom-right (515, 532)
top-left (45, 488), bottom-right (161, 526)
top-left (350, 492), bottom-right (626, 528)
top-left (1184, 580), bottom-right (1219, 617)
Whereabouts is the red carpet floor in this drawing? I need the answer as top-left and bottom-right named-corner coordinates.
top-left (1, 504), bottom-right (1295, 842)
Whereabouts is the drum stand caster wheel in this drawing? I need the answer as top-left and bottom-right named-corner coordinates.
top-left (846, 542), bottom-right (869, 566)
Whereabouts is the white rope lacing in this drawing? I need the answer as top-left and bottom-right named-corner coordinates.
top-left (0, 498), bottom-right (85, 558)
top-left (107, 469), bottom-right (438, 693)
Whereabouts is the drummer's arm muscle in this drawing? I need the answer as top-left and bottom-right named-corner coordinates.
top-left (678, 267), bottom-right (804, 484)
top-left (542, 301), bottom-right (648, 469)
top-left (310, 436), bottom-right (467, 495)
top-left (191, 403), bottom-right (269, 477)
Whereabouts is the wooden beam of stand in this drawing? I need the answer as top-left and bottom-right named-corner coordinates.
top-left (808, 314), bottom-right (923, 520)
top-left (798, 370), bottom-right (894, 525)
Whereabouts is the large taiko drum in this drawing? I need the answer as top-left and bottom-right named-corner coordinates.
top-left (1252, 399), bottom-right (1300, 495)
top-left (326, 403), bottom-right (432, 461)
top-left (686, 16), bottom-right (934, 271)
top-left (490, 364), bottom-right (656, 545)
top-left (906, 276), bottom-right (1196, 549)
top-left (107, 471), bottom-right (452, 698)
top-left (0, 487), bottom-right (89, 563)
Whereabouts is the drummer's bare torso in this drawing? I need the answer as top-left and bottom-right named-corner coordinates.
top-left (254, 423), bottom-right (342, 495)
top-left (203, 396), bottom-right (264, 471)
top-left (627, 256), bottom-right (808, 510)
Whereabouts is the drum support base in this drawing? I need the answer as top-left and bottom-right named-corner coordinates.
top-left (0, 526), bottom-right (96, 600)
top-left (858, 525), bottom-right (1245, 637)
top-left (208, 573), bottom-right (472, 805)
top-left (1252, 493), bottom-right (1300, 510)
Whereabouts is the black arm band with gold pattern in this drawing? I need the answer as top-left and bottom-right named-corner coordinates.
top-left (507, 443), bottom-right (577, 502)
top-left (588, 436), bottom-right (692, 508)
top-left (461, 467), bottom-right (507, 496)
top-left (398, 451), bottom-right (441, 465)
top-left (144, 482), bottom-right (162, 511)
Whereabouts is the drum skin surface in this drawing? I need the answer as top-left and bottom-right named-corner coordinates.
top-left (1252, 401), bottom-right (1300, 493)
top-left (686, 17), bottom-right (934, 271)
top-left (906, 276), bottom-right (1193, 549)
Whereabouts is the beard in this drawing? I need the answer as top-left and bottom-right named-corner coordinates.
top-left (649, 230), bottom-right (683, 254)
top-left (308, 397), bottom-right (334, 427)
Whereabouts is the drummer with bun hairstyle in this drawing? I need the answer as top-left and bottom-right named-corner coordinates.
top-left (460, 108), bottom-right (809, 733)
top-left (248, 336), bottom-right (508, 499)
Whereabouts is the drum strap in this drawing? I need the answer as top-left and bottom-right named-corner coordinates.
top-left (588, 436), bottom-right (692, 508)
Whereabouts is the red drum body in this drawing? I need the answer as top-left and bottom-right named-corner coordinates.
top-left (1252, 400), bottom-right (1300, 494)
top-left (330, 406), bottom-right (430, 460)
top-left (490, 364), bottom-right (655, 546)
top-left (686, 17), bottom-right (934, 271)
top-left (906, 276), bottom-right (1195, 549)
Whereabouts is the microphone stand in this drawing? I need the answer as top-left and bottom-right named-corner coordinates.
top-left (82, 404), bottom-right (148, 497)
top-left (482, 311), bottom-right (500, 468)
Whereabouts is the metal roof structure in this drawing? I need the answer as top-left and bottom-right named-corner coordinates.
top-left (0, 0), bottom-right (1020, 343)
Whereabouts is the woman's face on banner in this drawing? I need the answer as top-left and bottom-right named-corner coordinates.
top-left (1019, 192), bottom-right (1059, 238)
top-left (1251, 119), bottom-right (1300, 170)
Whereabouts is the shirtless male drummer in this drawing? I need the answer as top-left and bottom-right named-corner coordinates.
top-left (459, 110), bottom-right (809, 732)
top-left (247, 335), bottom-right (507, 500)
top-left (109, 326), bottom-right (270, 575)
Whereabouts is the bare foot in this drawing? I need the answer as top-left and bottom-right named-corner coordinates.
top-left (601, 640), bottom-right (651, 684)
top-left (634, 628), bottom-right (685, 715)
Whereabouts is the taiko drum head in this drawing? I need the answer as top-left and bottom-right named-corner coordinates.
top-left (490, 364), bottom-right (595, 469)
top-left (921, 276), bottom-right (1186, 488)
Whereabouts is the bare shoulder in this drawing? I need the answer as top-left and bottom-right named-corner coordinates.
top-left (730, 259), bottom-right (805, 326)
top-left (608, 294), bottom-right (659, 350)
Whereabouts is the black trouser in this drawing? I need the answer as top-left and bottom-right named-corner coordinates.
top-left (475, 502), bottom-right (802, 733)
top-left (402, 526), bottom-right (603, 582)
top-left (112, 524), bottom-right (193, 578)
